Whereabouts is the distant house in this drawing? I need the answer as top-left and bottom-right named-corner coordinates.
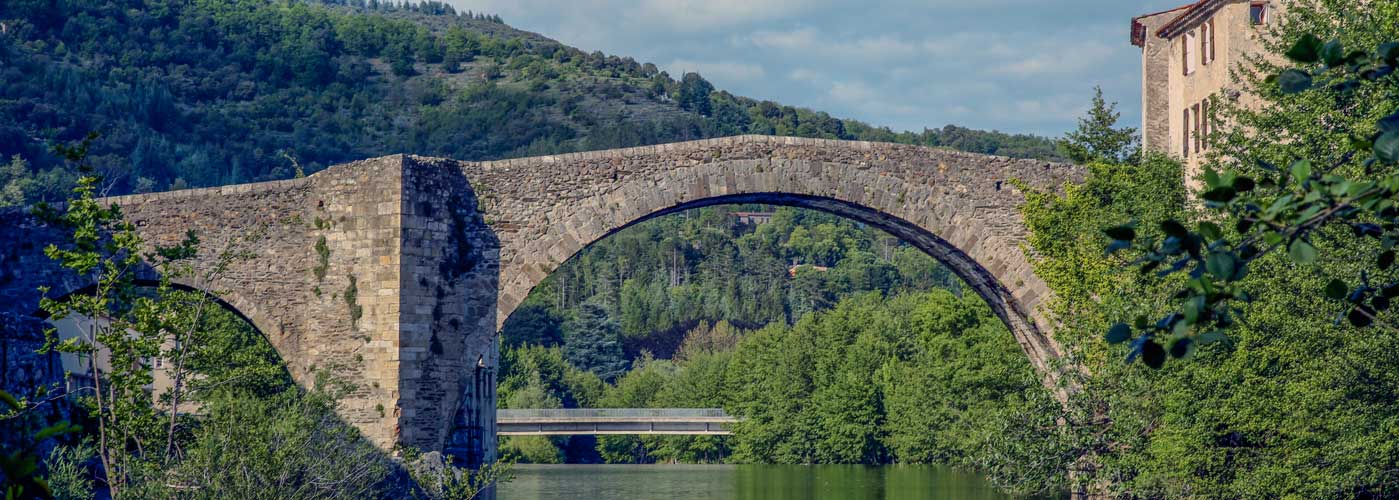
top-left (1131, 0), bottom-right (1288, 188)
top-left (49, 314), bottom-right (191, 412)
top-left (730, 211), bottom-right (774, 226)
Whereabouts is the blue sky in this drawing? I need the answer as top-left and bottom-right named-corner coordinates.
top-left (449, 0), bottom-right (1190, 138)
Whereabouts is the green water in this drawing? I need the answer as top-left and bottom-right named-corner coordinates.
top-left (498, 464), bottom-right (1017, 500)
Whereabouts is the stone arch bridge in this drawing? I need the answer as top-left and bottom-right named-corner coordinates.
top-left (0, 135), bottom-right (1082, 464)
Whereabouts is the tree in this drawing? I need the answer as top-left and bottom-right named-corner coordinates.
top-left (595, 356), bottom-right (673, 464)
top-left (35, 137), bottom-right (161, 497)
top-left (1, 154), bottom-right (30, 207)
top-left (501, 303), bottom-right (563, 348)
top-left (677, 72), bottom-right (714, 116)
top-left (561, 302), bottom-right (629, 382)
top-left (1058, 86), bottom-right (1140, 165)
top-left (1016, 5), bottom-right (1399, 496)
top-left (498, 375), bottom-right (565, 464)
top-left (162, 390), bottom-right (393, 499)
top-left (1, 388), bottom-right (82, 500)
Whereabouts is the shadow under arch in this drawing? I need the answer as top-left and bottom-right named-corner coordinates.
top-left (498, 192), bottom-right (1066, 394)
top-left (29, 268), bottom-right (296, 364)
top-left (34, 276), bottom-right (296, 388)
top-left (36, 278), bottom-right (263, 336)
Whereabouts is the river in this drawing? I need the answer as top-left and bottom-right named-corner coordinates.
top-left (497, 464), bottom-right (1022, 500)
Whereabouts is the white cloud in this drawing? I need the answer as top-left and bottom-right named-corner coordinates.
top-left (666, 59), bottom-right (768, 82)
top-left (746, 27), bottom-right (821, 51)
top-left (787, 68), bottom-right (822, 83)
top-left (827, 81), bottom-right (875, 104)
top-left (444, 0), bottom-right (1179, 135)
top-left (632, 0), bottom-right (831, 33)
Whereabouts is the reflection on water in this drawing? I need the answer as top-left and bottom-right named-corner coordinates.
top-left (498, 464), bottom-right (1016, 500)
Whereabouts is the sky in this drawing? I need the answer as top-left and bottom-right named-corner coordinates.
top-left (447, 0), bottom-right (1191, 138)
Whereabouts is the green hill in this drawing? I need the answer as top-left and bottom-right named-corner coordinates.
top-left (0, 0), bottom-right (1064, 205)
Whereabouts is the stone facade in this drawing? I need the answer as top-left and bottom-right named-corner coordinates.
top-left (1133, 0), bottom-right (1288, 188)
top-left (0, 135), bottom-right (1083, 462)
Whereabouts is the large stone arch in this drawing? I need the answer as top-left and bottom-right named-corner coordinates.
top-left (501, 191), bottom-right (1062, 381)
top-left (468, 136), bottom-right (1083, 392)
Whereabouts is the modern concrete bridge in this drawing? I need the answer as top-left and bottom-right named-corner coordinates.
top-left (0, 135), bottom-right (1084, 467)
top-left (497, 408), bottom-right (737, 436)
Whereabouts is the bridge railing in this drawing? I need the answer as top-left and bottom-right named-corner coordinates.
top-left (497, 408), bottom-right (731, 420)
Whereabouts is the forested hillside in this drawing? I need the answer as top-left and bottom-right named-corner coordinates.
top-left (0, 0), bottom-right (1063, 205)
top-left (501, 206), bottom-right (963, 362)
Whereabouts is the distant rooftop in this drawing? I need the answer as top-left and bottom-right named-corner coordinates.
top-left (1131, 0), bottom-right (1215, 46)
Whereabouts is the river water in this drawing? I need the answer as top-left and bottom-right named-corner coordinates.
top-left (497, 464), bottom-right (1017, 500)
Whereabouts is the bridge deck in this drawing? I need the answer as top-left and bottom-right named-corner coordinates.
top-left (497, 408), bottom-right (738, 436)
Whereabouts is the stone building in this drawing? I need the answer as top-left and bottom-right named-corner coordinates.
top-left (47, 314), bottom-right (190, 413)
top-left (730, 211), bottom-right (775, 225)
top-left (1132, 0), bottom-right (1287, 186)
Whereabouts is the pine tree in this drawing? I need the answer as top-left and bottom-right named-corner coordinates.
top-left (677, 72), bottom-right (714, 117)
top-left (1058, 86), bottom-right (1140, 165)
top-left (562, 302), bottom-right (629, 381)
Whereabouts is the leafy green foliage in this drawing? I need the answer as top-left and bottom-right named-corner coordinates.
top-left (32, 136), bottom-right (161, 497)
top-left (156, 390), bottom-right (393, 500)
top-left (1, 389), bottom-right (82, 500)
top-left (43, 442), bottom-right (95, 500)
top-left (1017, 6), bottom-right (1399, 495)
top-left (500, 290), bottom-right (1066, 495)
top-left (403, 448), bottom-right (513, 500)
top-left (1103, 33), bottom-right (1399, 367)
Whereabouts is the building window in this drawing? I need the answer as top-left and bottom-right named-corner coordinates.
top-left (1184, 30), bottom-right (1198, 75)
top-left (1193, 103), bottom-right (1203, 154)
top-left (1200, 99), bottom-right (1210, 151)
top-left (1251, 2), bottom-right (1269, 25)
top-left (1183, 108), bottom-right (1192, 157)
top-left (1202, 19), bottom-right (1216, 65)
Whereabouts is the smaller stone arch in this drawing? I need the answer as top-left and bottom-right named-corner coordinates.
top-left (37, 275), bottom-right (279, 353)
top-left (0, 155), bottom-right (431, 451)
